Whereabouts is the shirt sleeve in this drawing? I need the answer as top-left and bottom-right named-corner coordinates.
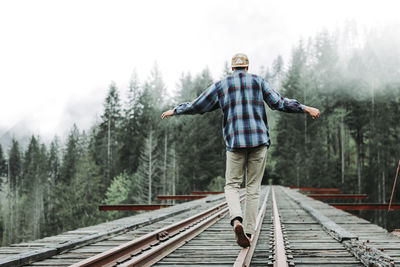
top-left (260, 78), bottom-right (305, 113)
top-left (173, 82), bottom-right (220, 115)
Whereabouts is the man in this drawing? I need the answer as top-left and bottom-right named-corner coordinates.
top-left (161, 53), bottom-right (320, 248)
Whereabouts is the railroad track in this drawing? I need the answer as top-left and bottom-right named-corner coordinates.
top-left (12, 186), bottom-right (398, 266)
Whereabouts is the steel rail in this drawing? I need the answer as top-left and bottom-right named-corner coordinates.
top-left (71, 194), bottom-right (245, 267)
top-left (118, 194), bottom-right (247, 267)
top-left (119, 204), bottom-right (231, 266)
top-left (272, 187), bottom-right (288, 267)
top-left (233, 186), bottom-right (271, 267)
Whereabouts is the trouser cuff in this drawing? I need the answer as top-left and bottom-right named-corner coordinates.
top-left (230, 216), bottom-right (243, 226)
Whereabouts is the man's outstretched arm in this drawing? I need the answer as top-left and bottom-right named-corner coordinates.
top-left (161, 82), bottom-right (219, 119)
top-left (260, 78), bottom-right (320, 119)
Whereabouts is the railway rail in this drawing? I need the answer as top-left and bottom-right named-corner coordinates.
top-left (1, 186), bottom-right (399, 266)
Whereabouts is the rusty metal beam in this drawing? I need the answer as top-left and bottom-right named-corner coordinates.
top-left (99, 204), bottom-right (173, 211)
top-left (309, 194), bottom-right (368, 200)
top-left (191, 191), bottom-right (224, 195)
top-left (157, 195), bottom-right (206, 200)
top-left (306, 190), bottom-right (343, 194)
top-left (331, 203), bottom-right (400, 210)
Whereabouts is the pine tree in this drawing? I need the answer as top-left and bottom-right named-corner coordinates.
top-left (105, 172), bottom-right (132, 205)
top-left (119, 71), bottom-right (143, 174)
top-left (60, 125), bottom-right (80, 185)
top-left (2, 139), bottom-right (22, 244)
top-left (44, 137), bottom-right (61, 236)
top-left (0, 145), bottom-right (6, 189)
top-left (19, 136), bottom-right (48, 240)
top-left (70, 150), bottom-right (104, 228)
top-left (271, 55), bottom-right (284, 89)
top-left (8, 139), bottom-right (21, 192)
top-left (147, 62), bottom-right (167, 107)
top-left (221, 61), bottom-right (232, 78)
top-left (54, 125), bottom-right (82, 232)
top-left (272, 43), bottom-right (309, 186)
top-left (175, 68), bottom-right (225, 192)
top-left (0, 145), bottom-right (6, 245)
top-left (105, 172), bottom-right (133, 218)
top-left (93, 82), bottom-right (123, 190)
top-left (135, 129), bottom-right (159, 204)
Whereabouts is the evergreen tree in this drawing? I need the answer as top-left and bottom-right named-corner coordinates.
top-left (271, 55), bottom-right (284, 89)
top-left (93, 82), bottom-right (123, 190)
top-left (2, 139), bottom-right (22, 244)
top-left (0, 145), bottom-right (6, 189)
top-left (105, 172), bottom-right (132, 205)
top-left (70, 150), bottom-right (104, 228)
top-left (8, 139), bottom-right (21, 192)
top-left (134, 129), bottom-right (160, 204)
top-left (19, 136), bottom-right (48, 240)
top-left (119, 71), bottom-right (143, 174)
top-left (147, 62), bottom-right (167, 107)
top-left (60, 125), bottom-right (80, 185)
top-left (221, 61), bottom-right (232, 78)
top-left (44, 137), bottom-right (61, 236)
top-left (273, 43), bottom-right (310, 186)
top-left (54, 125), bottom-right (82, 232)
top-left (175, 68), bottom-right (225, 192)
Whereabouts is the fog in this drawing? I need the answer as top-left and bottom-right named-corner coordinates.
top-left (0, 0), bottom-right (400, 147)
top-left (1, 0), bottom-right (400, 247)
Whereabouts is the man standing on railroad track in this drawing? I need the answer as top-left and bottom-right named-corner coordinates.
top-left (161, 53), bottom-right (320, 248)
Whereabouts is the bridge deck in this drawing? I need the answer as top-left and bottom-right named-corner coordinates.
top-left (0, 186), bottom-right (399, 266)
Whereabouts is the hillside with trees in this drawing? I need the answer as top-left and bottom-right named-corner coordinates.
top-left (1, 23), bottom-right (399, 245)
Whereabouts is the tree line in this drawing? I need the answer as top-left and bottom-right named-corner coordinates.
top-left (268, 23), bottom-right (400, 229)
top-left (1, 22), bottom-right (400, 245)
top-left (0, 64), bottom-right (228, 246)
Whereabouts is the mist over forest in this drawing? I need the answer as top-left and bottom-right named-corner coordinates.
top-left (0, 22), bottom-right (400, 246)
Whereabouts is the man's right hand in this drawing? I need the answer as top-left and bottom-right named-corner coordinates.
top-left (161, 109), bottom-right (175, 119)
top-left (304, 106), bottom-right (320, 119)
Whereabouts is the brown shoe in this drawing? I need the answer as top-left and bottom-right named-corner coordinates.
top-left (233, 220), bottom-right (250, 248)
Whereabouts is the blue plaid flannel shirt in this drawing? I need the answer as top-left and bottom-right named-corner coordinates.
top-left (173, 70), bottom-right (305, 151)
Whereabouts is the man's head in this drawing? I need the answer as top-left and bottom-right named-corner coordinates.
top-left (231, 53), bottom-right (249, 71)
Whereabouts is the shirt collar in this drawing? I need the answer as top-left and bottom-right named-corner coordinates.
top-left (233, 69), bottom-right (247, 74)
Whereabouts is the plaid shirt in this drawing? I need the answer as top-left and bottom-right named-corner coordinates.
top-left (174, 70), bottom-right (305, 150)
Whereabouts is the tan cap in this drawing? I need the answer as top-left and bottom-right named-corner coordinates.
top-left (231, 53), bottom-right (249, 68)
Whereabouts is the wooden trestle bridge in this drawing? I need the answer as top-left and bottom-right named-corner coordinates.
top-left (1, 186), bottom-right (400, 266)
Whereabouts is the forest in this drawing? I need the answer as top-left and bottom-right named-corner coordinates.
top-left (0, 23), bottom-right (399, 246)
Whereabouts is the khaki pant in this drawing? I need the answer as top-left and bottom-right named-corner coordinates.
top-left (224, 145), bottom-right (268, 235)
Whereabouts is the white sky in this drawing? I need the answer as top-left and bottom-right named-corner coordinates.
top-left (0, 0), bottom-right (399, 140)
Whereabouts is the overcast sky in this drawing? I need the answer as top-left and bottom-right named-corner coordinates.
top-left (1, 0), bottom-right (399, 140)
